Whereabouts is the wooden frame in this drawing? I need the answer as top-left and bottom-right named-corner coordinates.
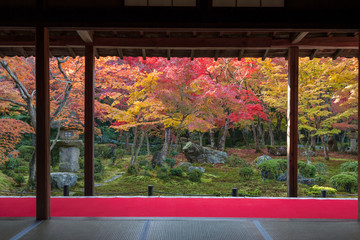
top-left (35, 26), bottom-right (51, 220)
top-left (84, 44), bottom-right (95, 196)
top-left (287, 46), bottom-right (299, 197)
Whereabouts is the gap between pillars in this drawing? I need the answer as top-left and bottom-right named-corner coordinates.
top-left (84, 44), bottom-right (95, 196)
top-left (287, 46), bottom-right (299, 197)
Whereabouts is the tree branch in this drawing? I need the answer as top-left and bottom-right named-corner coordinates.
top-left (0, 97), bottom-right (27, 108)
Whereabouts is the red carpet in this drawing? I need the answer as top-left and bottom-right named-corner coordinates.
top-left (0, 197), bottom-right (357, 219)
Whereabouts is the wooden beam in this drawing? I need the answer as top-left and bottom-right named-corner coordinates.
top-left (94, 48), bottom-right (99, 58)
top-left (77, 30), bottom-right (93, 43)
top-left (68, 47), bottom-right (76, 58)
top-left (214, 50), bottom-right (219, 61)
top-left (20, 47), bottom-right (28, 58)
top-left (238, 49), bottom-right (245, 60)
top-left (84, 44), bottom-right (94, 196)
top-left (36, 26), bottom-right (51, 220)
top-left (262, 49), bottom-right (269, 60)
top-left (142, 49), bottom-right (146, 60)
top-left (287, 46), bottom-right (299, 198)
top-left (190, 49), bottom-right (194, 60)
top-left (310, 49), bottom-right (318, 60)
top-left (0, 36), bottom-right (357, 50)
top-left (332, 49), bottom-right (342, 60)
top-left (292, 32), bottom-right (309, 44)
top-left (197, 0), bottom-right (212, 10)
top-left (167, 49), bottom-right (171, 60)
top-left (117, 48), bottom-right (123, 59)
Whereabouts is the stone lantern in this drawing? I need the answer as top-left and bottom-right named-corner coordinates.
top-left (56, 127), bottom-right (83, 172)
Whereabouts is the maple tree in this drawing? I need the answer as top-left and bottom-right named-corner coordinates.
top-left (0, 56), bottom-right (85, 187)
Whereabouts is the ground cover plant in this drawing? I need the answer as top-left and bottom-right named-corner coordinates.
top-left (0, 56), bottom-right (358, 197)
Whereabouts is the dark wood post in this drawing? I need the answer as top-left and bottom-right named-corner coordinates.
top-left (36, 26), bottom-right (51, 220)
top-left (287, 46), bottom-right (299, 197)
top-left (84, 44), bottom-right (95, 196)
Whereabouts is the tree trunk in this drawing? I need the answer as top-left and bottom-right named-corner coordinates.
top-left (310, 130), bottom-right (316, 151)
top-left (299, 131), bottom-right (311, 164)
top-left (125, 131), bottom-right (130, 150)
top-left (160, 127), bottom-right (171, 162)
top-left (27, 151), bottom-right (36, 190)
top-left (252, 121), bottom-right (262, 153)
top-left (275, 113), bottom-right (283, 144)
top-left (133, 130), bottom-right (145, 164)
top-left (340, 131), bottom-right (346, 152)
top-left (130, 127), bottom-right (138, 165)
top-left (146, 132), bottom-right (151, 156)
top-left (199, 132), bottom-right (204, 147)
top-left (242, 128), bottom-right (249, 147)
top-left (218, 118), bottom-right (230, 152)
top-left (268, 120), bottom-right (275, 147)
top-left (320, 135), bottom-right (330, 161)
top-left (209, 129), bottom-right (215, 149)
top-left (258, 119), bottom-right (265, 147)
top-left (327, 135), bottom-right (339, 152)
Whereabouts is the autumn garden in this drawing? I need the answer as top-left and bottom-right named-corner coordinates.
top-left (0, 56), bottom-right (358, 197)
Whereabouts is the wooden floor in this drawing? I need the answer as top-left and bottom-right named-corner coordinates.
top-left (2, 217), bottom-right (360, 240)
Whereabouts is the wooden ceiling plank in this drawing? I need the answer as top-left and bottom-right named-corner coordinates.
top-left (332, 49), bottom-right (343, 60)
top-left (142, 48), bottom-right (146, 60)
top-left (292, 32), bottom-right (309, 44)
top-left (190, 49), bottom-right (194, 60)
top-left (77, 30), bottom-right (93, 43)
top-left (238, 49), bottom-right (245, 60)
top-left (310, 49), bottom-right (318, 60)
top-left (214, 50), bottom-right (219, 61)
top-left (167, 49), bottom-right (171, 60)
top-left (68, 47), bottom-right (76, 58)
top-left (262, 49), bottom-right (269, 60)
top-left (117, 48), bottom-right (124, 59)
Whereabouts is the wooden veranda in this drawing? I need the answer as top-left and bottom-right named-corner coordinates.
top-left (0, 0), bottom-right (359, 221)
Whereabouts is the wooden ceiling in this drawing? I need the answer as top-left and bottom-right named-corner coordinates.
top-left (0, 29), bottom-right (358, 59)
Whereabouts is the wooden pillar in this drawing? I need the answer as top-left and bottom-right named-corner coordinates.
top-left (357, 33), bottom-right (360, 221)
top-left (287, 46), bottom-right (299, 197)
top-left (84, 44), bottom-right (95, 196)
top-left (36, 26), bottom-right (50, 220)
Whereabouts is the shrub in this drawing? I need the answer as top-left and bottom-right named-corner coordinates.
top-left (164, 157), bottom-right (176, 168)
top-left (2, 169), bottom-right (16, 178)
top-left (138, 159), bottom-right (151, 168)
top-left (170, 168), bottom-right (183, 177)
top-left (239, 167), bottom-right (254, 178)
top-left (226, 156), bottom-right (250, 168)
top-left (314, 176), bottom-right (327, 185)
top-left (169, 151), bottom-right (179, 157)
top-left (18, 145), bottom-right (35, 160)
top-left (342, 171), bottom-right (357, 178)
top-left (157, 166), bottom-right (170, 180)
top-left (4, 158), bottom-right (22, 170)
top-left (305, 185), bottom-right (336, 196)
top-left (330, 174), bottom-right (357, 193)
top-left (114, 149), bottom-right (126, 159)
top-left (127, 165), bottom-right (138, 175)
top-left (298, 163), bottom-right (316, 178)
top-left (78, 157), bottom-right (84, 169)
top-left (14, 174), bottom-right (25, 186)
top-left (258, 160), bottom-right (280, 180)
top-left (94, 159), bottom-right (104, 174)
top-left (314, 163), bottom-right (328, 175)
top-left (276, 159), bottom-right (287, 173)
top-left (340, 161), bottom-right (358, 173)
top-left (188, 169), bottom-right (203, 182)
top-left (94, 144), bottom-right (114, 159)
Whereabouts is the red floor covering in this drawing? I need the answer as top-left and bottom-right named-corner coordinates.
top-left (0, 197), bottom-right (357, 219)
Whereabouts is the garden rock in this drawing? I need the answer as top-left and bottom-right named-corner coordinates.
top-left (183, 142), bottom-right (227, 164)
top-left (189, 166), bottom-right (205, 173)
top-left (300, 150), bottom-right (316, 157)
top-left (277, 172), bottom-right (315, 186)
top-left (254, 155), bottom-right (272, 165)
top-left (177, 162), bottom-right (193, 170)
top-left (59, 147), bottom-right (80, 172)
top-left (51, 172), bottom-right (78, 189)
top-left (267, 146), bottom-right (287, 156)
